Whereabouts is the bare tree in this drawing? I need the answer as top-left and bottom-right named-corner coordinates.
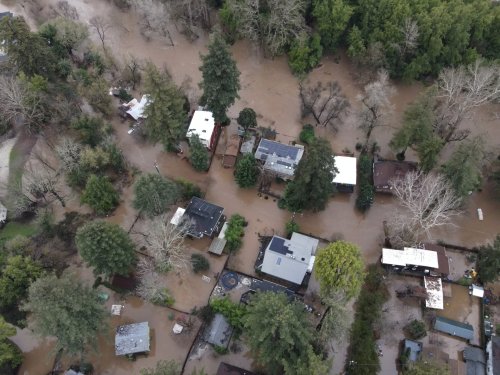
top-left (0, 76), bottom-right (44, 131)
top-left (388, 171), bottom-right (462, 247)
top-left (89, 16), bottom-right (112, 50)
top-left (121, 54), bottom-right (143, 90)
top-left (5, 180), bottom-right (38, 218)
top-left (23, 160), bottom-right (66, 208)
top-left (262, 0), bottom-right (306, 57)
top-left (299, 81), bottom-right (350, 130)
top-left (135, 257), bottom-right (171, 303)
top-left (167, 0), bottom-right (211, 40)
top-left (133, 0), bottom-right (175, 46)
top-left (56, 1), bottom-right (79, 20)
top-left (136, 216), bottom-right (191, 273)
top-left (226, 0), bottom-right (260, 43)
top-left (55, 137), bottom-right (82, 173)
top-left (399, 18), bottom-right (419, 56)
top-left (358, 70), bottom-right (394, 149)
top-left (436, 59), bottom-right (500, 143)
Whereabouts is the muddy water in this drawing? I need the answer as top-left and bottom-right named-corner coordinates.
top-left (11, 329), bottom-right (56, 375)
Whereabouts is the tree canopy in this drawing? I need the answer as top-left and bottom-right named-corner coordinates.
top-left (189, 134), bottom-right (209, 171)
top-left (76, 221), bottom-right (136, 277)
top-left (282, 138), bottom-right (336, 212)
top-left (477, 235), bottom-right (500, 284)
top-left (133, 173), bottom-right (180, 217)
top-left (235, 154), bottom-right (259, 188)
top-left (314, 241), bottom-right (365, 300)
top-left (140, 360), bottom-right (181, 375)
top-left (237, 108), bottom-right (257, 130)
top-left (243, 292), bottom-right (330, 375)
top-left (199, 32), bottom-right (240, 123)
top-left (143, 63), bottom-right (187, 150)
top-left (22, 273), bottom-right (108, 357)
top-left (0, 316), bottom-right (23, 375)
top-left (81, 174), bottom-right (119, 215)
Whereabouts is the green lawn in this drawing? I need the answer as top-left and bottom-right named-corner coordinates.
top-left (0, 222), bottom-right (37, 245)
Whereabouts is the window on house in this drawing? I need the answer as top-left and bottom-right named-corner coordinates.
top-left (276, 258), bottom-right (282, 265)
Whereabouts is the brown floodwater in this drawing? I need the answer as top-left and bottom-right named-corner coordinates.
top-left (5, 1), bottom-right (500, 374)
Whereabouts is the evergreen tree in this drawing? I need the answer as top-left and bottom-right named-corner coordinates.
top-left (199, 32), bottom-right (240, 123)
top-left (237, 108), bottom-right (257, 130)
top-left (189, 134), bottom-right (209, 171)
top-left (235, 154), bottom-right (259, 188)
top-left (76, 220), bottom-right (136, 277)
top-left (442, 136), bottom-right (487, 197)
top-left (312, 0), bottom-right (354, 51)
top-left (22, 273), bottom-right (108, 357)
top-left (81, 174), bottom-right (119, 215)
top-left (282, 138), bottom-right (336, 212)
top-left (143, 63), bottom-right (187, 150)
top-left (243, 292), bottom-right (330, 375)
top-left (476, 235), bottom-right (500, 284)
top-left (133, 173), bottom-right (180, 217)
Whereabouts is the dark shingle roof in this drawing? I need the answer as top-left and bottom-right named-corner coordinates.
top-left (184, 197), bottom-right (224, 238)
top-left (463, 347), bottom-right (485, 375)
top-left (216, 362), bottom-right (256, 375)
top-left (434, 316), bottom-right (474, 340)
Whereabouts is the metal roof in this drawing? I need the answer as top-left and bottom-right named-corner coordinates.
top-left (332, 156), bottom-right (357, 185)
top-left (209, 237), bottom-right (227, 255)
top-left (186, 111), bottom-right (215, 148)
top-left (260, 233), bottom-right (318, 285)
top-left (403, 339), bottom-right (422, 362)
top-left (434, 316), bottom-right (474, 340)
top-left (205, 313), bottom-right (232, 347)
top-left (382, 247), bottom-right (439, 269)
top-left (115, 322), bottom-right (150, 356)
top-left (424, 276), bottom-right (444, 310)
top-left (464, 347), bottom-right (486, 375)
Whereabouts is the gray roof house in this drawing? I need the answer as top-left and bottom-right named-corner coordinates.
top-left (259, 232), bottom-right (319, 285)
top-left (463, 346), bottom-right (486, 375)
top-left (486, 336), bottom-right (500, 375)
top-left (115, 322), bottom-right (150, 356)
top-left (205, 313), bottom-right (233, 348)
top-left (254, 139), bottom-right (304, 180)
top-left (434, 316), bottom-right (474, 341)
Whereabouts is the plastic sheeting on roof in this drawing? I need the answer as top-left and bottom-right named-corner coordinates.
top-left (332, 156), bottom-right (357, 185)
top-left (382, 247), bottom-right (439, 268)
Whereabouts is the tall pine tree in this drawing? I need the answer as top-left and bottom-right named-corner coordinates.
top-left (282, 138), bottom-right (336, 212)
top-left (143, 63), bottom-right (187, 150)
top-left (199, 32), bottom-right (241, 123)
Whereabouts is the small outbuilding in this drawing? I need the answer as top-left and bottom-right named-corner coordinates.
top-left (124, 95), bottom-right (150, 120)
top-left (217, 362), bottom-right (256, 375)
top-left (403, 339), bottom-right (423, 362)
top-left (205, 313), bottom-right (232, 348)
top-left (115, 322), bottom-right (150, 356)
top-left (463, 346), bottom-right (486, 375)
top-left (332, 156), bottom-right (357, 192)
top-left (434, 316), bottom-right (474, 341)
top-left (223, 134), bottom-right (241, 168)
top-left (0, 201), bottom-right (7, 224)
top-left (373, 159), bottom-right (417, 193)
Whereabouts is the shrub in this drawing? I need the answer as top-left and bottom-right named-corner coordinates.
top-left (299, 124), bottom-right (315, 145)
top-left (191, 253), bottom-right (210, 273)
top-left (355, 154), bottom-right (374, 212)
top-left (176, 179), bottom-right (203, 201)
top-left (210, 297), bottom-right (246, 331)
top-left (405, 320), bottom-right (427, 340)
top-left (235, 154), bottom-right (259, 188)
top-left (285, 220), bottom-right (300, 238)
top-left (288, 33), bottom-right (323, 76)
top-left (225, 214), bottom-right (246, 252)
top-left (71, 116), bottom-right (109, 147)
top-left (81, 174), bottom-right (119, 215)
top-left (213, 345), bottom-right (229, 355)
top-left (237, 108), bottom-right (257, 130)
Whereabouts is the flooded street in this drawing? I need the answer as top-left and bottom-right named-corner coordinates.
top-left (1, 0), bottom-right (500, 374)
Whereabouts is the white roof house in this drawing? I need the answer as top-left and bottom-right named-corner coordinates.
top-left (125, 95), bottom-right (150, 120)
top-left (0, 202), bottom-right (7, 223)
top-left (332, 156), bottom-right (357, 185)
top-left (260, 232), bottom-right (319, 285)
top-left (424, 276), bottom-right (444, 310)
top-left (186, 110), bottom-right (215, 148)
top-left (382, 247), bottom-right (439, 269)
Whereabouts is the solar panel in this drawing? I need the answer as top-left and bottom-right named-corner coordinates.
top-left (259, 139), bottom-right (299, 159)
